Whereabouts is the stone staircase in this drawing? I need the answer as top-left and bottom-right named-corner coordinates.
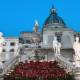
top-left (55, 54), bottom-right (75, 72)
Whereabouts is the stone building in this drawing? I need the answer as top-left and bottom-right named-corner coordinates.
top-left (19, 6), bottom-right (78, 62)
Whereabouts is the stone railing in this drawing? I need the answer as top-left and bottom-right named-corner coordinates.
top-left (0, 55), bottom-right (19, 76)
top-left (55, 54), bottom-right (75, 72)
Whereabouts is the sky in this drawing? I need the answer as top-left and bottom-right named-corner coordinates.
top-left (0, 0), bottom-right (80, 36)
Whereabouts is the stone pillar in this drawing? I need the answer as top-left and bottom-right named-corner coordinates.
top-left (73, 63), bottom-right (80, 80)
top-left (74, 67), bottom-right (80, 80)
top-left (73, 59), bottom-right (80, 80)
top-left (0, 32), bottom-right (5, 71)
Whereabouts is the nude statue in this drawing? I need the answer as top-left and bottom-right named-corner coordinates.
top-left (0, 32), bottom-right (5, 58)
top-left (73, 37), bottom-right (80, 67)
top-left (73, 37), bottom-right (80, 60)
top-left (57, 42), bottom-right (61, 55)
top-left (0, 32), bottom-right (5, 68)
top-left (53, 36), bottom-right (61, 55)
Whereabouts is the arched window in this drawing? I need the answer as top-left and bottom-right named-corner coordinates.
top-left (10, 42), bottom-right (15, 46)
top-left (55, 32), bottom-right (62, 42)
top-left (26, 40), bottom-right (31, 44)
top-left (2, 49), bottom-right (6, 52)
top-left (10, 49), bottom-right (14, 52)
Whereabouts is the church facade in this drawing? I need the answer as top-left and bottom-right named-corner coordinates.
top-left (18, 6), bottom-right (80, 63)
top-left (20, 6), bottom-right (78, 49)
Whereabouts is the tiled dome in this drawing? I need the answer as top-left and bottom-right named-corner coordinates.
top-left (44, 6), bottom-right (66, 28)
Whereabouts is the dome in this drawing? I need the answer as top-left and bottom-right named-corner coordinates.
top-left (44, 6), bottom-right (66, 28)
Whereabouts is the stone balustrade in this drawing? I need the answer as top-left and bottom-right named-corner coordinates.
top-left (55, 54), bottom-right (75, 73)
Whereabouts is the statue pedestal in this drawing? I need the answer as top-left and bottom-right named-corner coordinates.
top-left (73, 56), bottom-right (80, 80)
top-left (74, 67), bottom-right (80, 80)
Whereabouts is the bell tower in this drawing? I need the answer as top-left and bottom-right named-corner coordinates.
top-left (33, 20), bottom-right (39, 33)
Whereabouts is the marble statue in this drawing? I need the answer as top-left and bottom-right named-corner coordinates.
top-left (53, 36), bottom-right (58, 54)
top-left (73, 37), bottom-right (80, 67)
top-left (57, 42), bottom-right (61, 55)
top-left (53, 36), bottom-right (61, 55)
top-left (0, 32), bottom-right (5, 58)
top-left (0, 32), bottom-right (5, 69)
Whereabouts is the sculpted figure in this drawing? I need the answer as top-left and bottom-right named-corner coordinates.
top-left (53, 36), bottom-right (58, 54)
top-left (73, 37), bottom-right (80, 67)
top-left (73, 37), bottom-right (80, 60)
top-left (57, 42), bottom-right (61, 55)
top-left (53, 36), bottom-right (61, 55)
top-left (0, 32), bottom-right (5, 68)
top-left (0, 32), bottom-right (5, 58)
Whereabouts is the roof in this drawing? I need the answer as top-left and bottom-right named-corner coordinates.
top-left (43, 6), bottom-right (66, 28)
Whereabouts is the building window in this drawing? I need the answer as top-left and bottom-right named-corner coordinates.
top-left (10, 42), bottom-right (15, 46)
top-left (74, 34), bottom-right (76, 41)
top-left (10, 49), bottom-right (14, 52)
top-left (2, 49), bottom-right (6, 52)
top-left (38, 46), bottom-right (41, 48)
top-left (55, 32), bottom-right (62, 42)
top-left (26, 40), bottom-right (31, 44)
top-left (57, 35), bottom-right (61, 42)
top-left (25, 46), bottom-right (28, 48)
top-left (19, 38), bottom-right (23, 43)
